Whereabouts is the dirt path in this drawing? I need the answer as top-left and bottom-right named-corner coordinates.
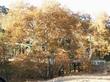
top-left (35, 75), bottom-right (110, 82)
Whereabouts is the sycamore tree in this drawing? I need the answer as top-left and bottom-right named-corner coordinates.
top-left (91, 13), bottom-right (110, 58)
top-left (0, 3), bottom-right (94, 63)
top-left (35, 4), bottom-right (81, 58)
top-left (0, 2), bottom-right (84, 77)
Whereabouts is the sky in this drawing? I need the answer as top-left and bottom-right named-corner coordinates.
top-left (0, 0), bottom-right (110, 18)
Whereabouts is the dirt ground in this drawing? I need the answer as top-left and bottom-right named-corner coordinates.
top-left (34, 75), bottom-right (110, 82)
